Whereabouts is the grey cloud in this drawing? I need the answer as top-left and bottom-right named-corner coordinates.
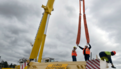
top-left (0, 0), bottom-right (41, 22)
top-left (86, 0), bottom-right (121, 68)
top-left (65, 6), bottom-right (76, 17)
top-left (0, 0), bottom-right (121, 68)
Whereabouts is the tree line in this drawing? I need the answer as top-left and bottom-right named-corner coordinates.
top-left (0, 61), bottom-right (16, 68)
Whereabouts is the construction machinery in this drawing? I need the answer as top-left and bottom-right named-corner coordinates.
top-left (26, 0), bottom-right (88, 68)
top-left (41, 57), bottom-right (55, 62)
top-left (17, 0), bottom-right (110, 69)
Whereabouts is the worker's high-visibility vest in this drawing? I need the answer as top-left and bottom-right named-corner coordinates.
top-left (105, 51), bottom-right (111, 56)
top-left (83, 48), bottom-right (90, 55)
top-left (72, 50), bottom-right (77, 56)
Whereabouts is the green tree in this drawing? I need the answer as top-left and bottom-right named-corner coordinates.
top-left (13, 64), bottom-right (16, 68)
top-left (1, 60), bottom-right (5, 68)
top-left (9, 63), bottom-right (13, 68)
top-left (3, 61), bottom-right (8, 68)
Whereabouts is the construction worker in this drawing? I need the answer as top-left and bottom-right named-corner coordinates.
top-left (72, 46), bottom-right (77, 61)
top-left (77, 43), bottom-right (91, 61)
top-left (99, 51), bottom-right (116, 68)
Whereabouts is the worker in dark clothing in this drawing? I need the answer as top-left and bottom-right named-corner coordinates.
top-left (99, 51), bottom-right (116, 68)
top-left (77, 43), bottom-right (91, 61)
top-left (72, 46), bottom-right (77, 61)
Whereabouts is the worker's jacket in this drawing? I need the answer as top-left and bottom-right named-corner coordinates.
top-left (79, 44), bottom-right (91, 55)
top-left (72, 50), bottom-right (77, 56)
top-left (83, 48), bottom-right (90, 55)
top-left (105, 51), bottom-right (111, 56)
top-left (99, 51), bottom-right (112, 63)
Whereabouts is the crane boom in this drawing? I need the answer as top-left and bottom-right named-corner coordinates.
top-left (29, 0), bottom-right (55, 60)
top-left (38, 14), bottom-right (50, 62)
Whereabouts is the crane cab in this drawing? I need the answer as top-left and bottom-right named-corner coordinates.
top-left (42, 57), bottom-right (55, 62)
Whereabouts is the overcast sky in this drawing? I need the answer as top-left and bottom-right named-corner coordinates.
top-left (0, 0), bottom-right (121, 68)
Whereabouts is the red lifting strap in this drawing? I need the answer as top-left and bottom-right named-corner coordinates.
top-left (76, 0), bottom-right (90, 45)
top-left (76, 0), bottom-right (81, 45)
top-left (83, 0), bottom-right (90, 43)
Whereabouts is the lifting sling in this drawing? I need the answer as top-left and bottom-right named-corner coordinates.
top-left (76, 0), bottom-right (90, 45)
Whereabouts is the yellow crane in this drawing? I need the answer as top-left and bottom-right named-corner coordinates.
top-left (29, 0), bottom-right (54, 62)
top-left (27, 0), bottom-right (86, 69)
top-left (26, 0), bottom-right (87, 69)
top-left (17, 0), bottom-right (109, 69)
top-left (1, 0), bottom-right (110, 69)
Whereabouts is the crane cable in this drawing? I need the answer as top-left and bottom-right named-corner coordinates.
top-left (76, 0), bottom-right (90, 45)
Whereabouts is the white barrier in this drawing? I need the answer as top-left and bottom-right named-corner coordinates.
top-left (100, 60), bottom-right (108, 69)
top-left (86, 59), bottom-right (114, 69)
top-left (20, 62), bottom-right (27, 69)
